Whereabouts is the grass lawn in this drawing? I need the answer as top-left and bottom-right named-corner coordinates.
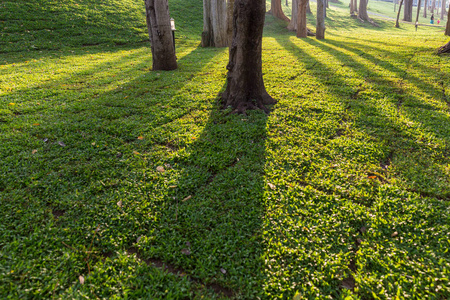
top-left (1, 0), bottom-right (450, 299)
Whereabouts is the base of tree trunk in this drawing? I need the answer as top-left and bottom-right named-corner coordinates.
top-left (357, 16), bottom-right (379, 27)
top-left (438, 41), bottom-right (450, 54)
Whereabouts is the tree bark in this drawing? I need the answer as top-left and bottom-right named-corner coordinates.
top-left (440, 0), bottom-right (446, 20)
top-left (358, 0), bottom-right (371, 21)
top-left (316, 0), bottom-right (325, 39)
top-left (227, 0), bottom-right (234, 45)
top-left (446, 5), bottom-right (450, 35)
top-left (222, 0), bottom-right (275, 114)
top-left (145, 0), bottom-right (177, 71)
top-left (288, 0), bottom-right (299, 30)
top-left (438, 40), bottom-right (450, 53)
top-left (415, 0), bottom-right (422, 25)
top-left (350, 0), bottom-right (357, 15)
top-left (269, 0), bottom-right (290, 22)
top-left (297, 0), bottom-right (308, 38)
top-left (306, 0), bottom-right (312, 14)
top-left (202, 0), bottom-right (228, 47)
top-left (396, 0), bottom-right (404, 27)
top-left (403, 0), bottom-right (413, 21)
top-left (423, 0), bottom-right (427, 18)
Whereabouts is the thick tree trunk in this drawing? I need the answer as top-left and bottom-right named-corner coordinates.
top-left (227, 0), bottom-right (234, 45)
top-left (297, 0), bottom-right (308, 37)
top-left (403, 0), bottom-right (413, 21)
top-left (269, 0), bottom-right (290, 22)
top-left (222, 0), bottom-right (275, 114)
top-left (446, 6), bottom-right (450, 35)
top-left (316, 0), bottom-right (325, 39)
top-left (396, 0), bottom-right (404, 27)
top-left (202, 0), bottom-right (228, 47)
top-left (145, 0), bottom-right (177, 71)
top-left (358, 0), bottom-right (371, 21)
top-left (288, 0), bottom-right (299, 30)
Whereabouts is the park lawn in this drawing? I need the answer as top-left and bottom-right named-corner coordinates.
top-left (1, 0), bottom-right (450, 299)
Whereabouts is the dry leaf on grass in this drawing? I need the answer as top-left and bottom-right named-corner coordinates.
top-left (156, 166), bottom-right (165, 173)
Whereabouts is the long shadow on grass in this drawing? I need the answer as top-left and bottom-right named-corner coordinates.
top-left (271, 34), bottom-right (449, 198)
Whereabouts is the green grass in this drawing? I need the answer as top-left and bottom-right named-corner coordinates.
top-left (1, 0), bottom-right (450, 299)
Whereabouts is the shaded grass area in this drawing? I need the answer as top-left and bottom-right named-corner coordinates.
top-left (1, 1), bottom-right (450, 299)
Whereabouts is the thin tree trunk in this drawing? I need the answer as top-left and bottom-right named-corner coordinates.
top-left (396, 0), bottom-right (404, 27)
top-left (202, 0), bottom-right (228, 47)
top-left (297, 0), bottom-right (308, 37)
top-left (431, 0), bottom-right (436, 15)
top-left (440, 0), bottom-right (446, 19)
top-left (403, 0), bottom-right (413, 21)
top-left (145, 0), bottom-right (177, 71)
top-left (269, 0), bottom-right (290, 21)
top-left (222, 0), bottom-right (275, 114)
top-left (415, 0), bottom-right (422, 25)
top-left (423, 0), bottom-right (427, 17)
top-left (307, 0), bottom-right (312, 14)
top-left (316, 0), bottom-right (325, 39)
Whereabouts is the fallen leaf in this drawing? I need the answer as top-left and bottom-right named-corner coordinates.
top-left (32, 149), bottom-right (37, 154)
top-left (181, 248), bottom-right (190, 255)
top-left (33, 123), bottom-right (40, 126)
top-left (169, 185), bottom-right (177, 188)
top-left (356, 238), bottom-right (362, 245)
top-left (182, 195), bottom-right (192, 202)
top-left (268, 182), bottom-right (276, 190)
top-left (133, 151), bottom-right (140, 155)
top-left (8, 103), bottom-right (15, 106)
top-left (79, 275), bottom-right (85, 285)
top-left (391, 231), bottom-right (398, 237)
top-left (43, 138), bottom-right (48, 143)
top-left (91, 142), bottom-right (96, 146)
top-left (156, 166), bottom-right (165, 173)
top-left (117, 200), bottom-right (123, 207)
top-left (220, 268), bottom-right (227, 274)
top-left (360, 226), bottom-right (367, 234)
top-left (368, 176), bottom-right (377, 179)
top-left (137, 136), bottom-right (144, 140)
top-left (58, 141), bottom-right (66, 147)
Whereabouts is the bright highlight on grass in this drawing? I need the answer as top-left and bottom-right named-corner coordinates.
top-left (0, 0), bottom-right (449, 299)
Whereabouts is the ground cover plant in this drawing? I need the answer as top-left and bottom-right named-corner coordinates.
top-left (1, 0), bottom-right (449, 299)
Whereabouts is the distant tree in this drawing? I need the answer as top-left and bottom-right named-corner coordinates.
top-left (288, 0), bottom-right (299, 30)
top-left (145, 0), bottom-right (177, 71)
top-left (423, 0), bottom-right (427, 18)
top-left (316, 0), bottom-right (325, 39)
top-left (415, 0), bottom-right (422, 25)
top-left (222, 0), bottom-right (275, 113)
top-left (307, 0), bottom-right (312, 13)
top-left (202, 0), bottom-right (228, 47)
top-left (269, 0), bottom-right (290, 21)
top-left (446, 6), bottom-right (450, 35)
top-left (440, 0), bottom-right (446, 19)
top-left (396, 0), bottom-right (404, 27)
top-left (297, 0), bottom-right (309, 37)
top-left (350, 0), bottom-right (358, 16)
top-left (403, 0), bottom-right (413, 21)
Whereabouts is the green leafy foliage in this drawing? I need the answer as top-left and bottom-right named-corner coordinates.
top-left (1, 0), bottom-right (449, 299)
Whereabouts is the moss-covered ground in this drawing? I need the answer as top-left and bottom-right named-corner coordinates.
top-left (1, 0), bottom-right (449, 299)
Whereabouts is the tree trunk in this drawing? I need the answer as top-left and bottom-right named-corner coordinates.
top-left (358, 0), bottom-right (371, 21)
top-left (396, 0), bottom-right (404, 27)
top-left (440, 0), bottom-right (446, 20)
top-left (145, 0), bottom-right (177, 71)
top-left (446, 6), bottom-right (450, 35)
top-left (227, 0), bottom-right (234, 46)
top-left (202, 0), bottom-right (228, 47)
top-left (415, 0), bottom-right (422, 25)
top-left (423, 0), bottom-right (427, 18)
top-left (288, 0), bottom-right (299, 30)
top-left (316, 0), bottom-right (325, 39)
top-left (403, 0), bottom-right (413, 21)
top-left (269, 0), bottom-right (290, 22)
top-left (431, 0), bottom-right (436, 15)
top-left (350, 0), bottom-right (357, 15)
top-left (297, 0), bottom-right (308, 37)
top-left (222, 0), bottom-right (275, 114)
top-left (306, 0), bottom-right (312, 14)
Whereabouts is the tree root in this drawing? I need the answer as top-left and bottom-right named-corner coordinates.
top-left (438, 41), bottom-right (450, 54)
